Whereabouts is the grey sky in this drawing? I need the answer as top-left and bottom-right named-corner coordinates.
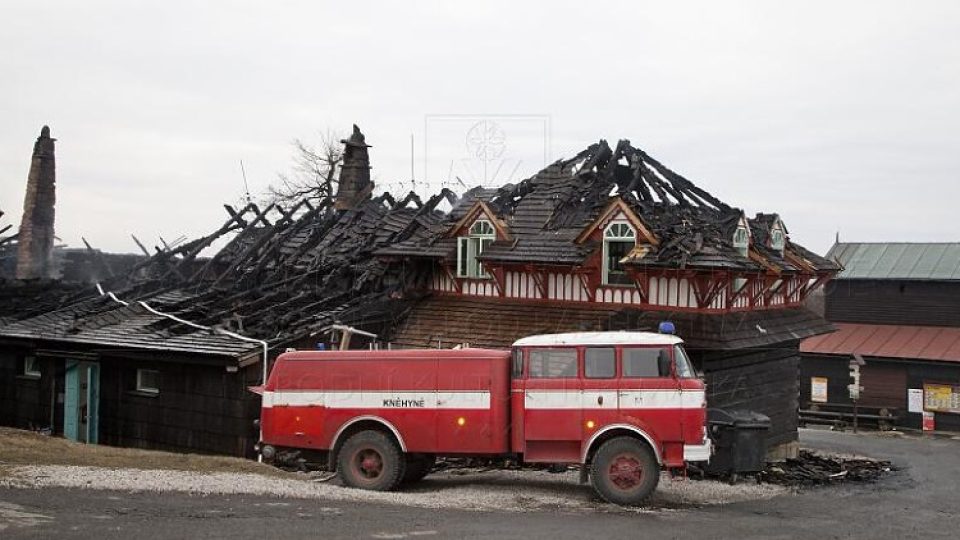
top-left (2, 1), bottom-right (958, 255)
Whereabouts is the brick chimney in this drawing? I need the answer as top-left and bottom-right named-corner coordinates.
top-left (334, 124), bottom-right (374, 210)
top-left (16, 126), bottom-right (57, 280)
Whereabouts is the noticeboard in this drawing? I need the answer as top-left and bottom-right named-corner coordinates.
top-left (811, 377), bottom-right (828, 403)
top-left (923, 383), bottom-right (960, 414)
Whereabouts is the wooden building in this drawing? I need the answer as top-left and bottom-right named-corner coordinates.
top-left (801, 242), bottom-right (960, 431)
top-left (380, 139), bottom-right (839, 457)
top-left (0, 127), bottom-right (428, 456)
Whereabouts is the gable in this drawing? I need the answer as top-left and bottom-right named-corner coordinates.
top-left (575, 198), bottom-right (658, 246)
top-left (447, 200), bottom-right (511, 240)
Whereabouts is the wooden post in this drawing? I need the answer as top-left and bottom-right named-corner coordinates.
top-left (853, 399), bottom-right (859, 434)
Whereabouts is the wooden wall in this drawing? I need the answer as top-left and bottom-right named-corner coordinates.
top-left (690, 343), bottom-right (801, 450)
top-left (97, 355), bottom-right (261, 457)
top-left (800, 353), bottom-right (855, 407)
top-left (0, 350), bottom-right (57, 431)
top-left (801, 353), bottom-right (960, 431)
top-left (1, 345), bottom-right (262, 457)
top-left (826, 279), bottom-right (960, 326)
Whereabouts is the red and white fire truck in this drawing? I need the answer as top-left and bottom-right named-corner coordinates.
top-left (257, 331), bottom-right (710, 505)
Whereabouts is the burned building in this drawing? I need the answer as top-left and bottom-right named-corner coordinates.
top-left (1, 127), bottom-right (838, 458)
top-left (0, 126), bottom-right (430, 455)
top-left (379, 139), bottom-right (839, 457)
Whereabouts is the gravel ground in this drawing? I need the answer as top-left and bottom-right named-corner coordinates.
top-left (0, 464), bottom-right (788, 513)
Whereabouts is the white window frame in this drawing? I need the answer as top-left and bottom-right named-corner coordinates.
top-left (733, 226), bottom-right (750, 257)
top-left (602, 221), bottom-right (636, 286)
top-left (733, 225), bottom-right (750, 292)
top-left (770, 228), bottom-right (785, 252)
top-left (136, 369), bottom-right (160, 394)
top-left (457, 219), bottom-right (495, 279)
top-left (23, 356), bottom-right (40, 378)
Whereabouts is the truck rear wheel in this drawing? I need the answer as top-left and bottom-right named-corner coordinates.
top-left (337, 431), bottom-right (405, 491)
top-left (402, 454), bottom-right (436, 484)
top-left (589, 437), bottom-right (659, 506)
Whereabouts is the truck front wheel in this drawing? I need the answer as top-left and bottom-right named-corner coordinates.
top-left (589, 437), bottom-right (659, 506)
top-left (337, 431), bottom-right (406, 491)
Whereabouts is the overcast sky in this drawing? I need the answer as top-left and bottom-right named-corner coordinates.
top-left (2, 1), bottom-right (958, 255)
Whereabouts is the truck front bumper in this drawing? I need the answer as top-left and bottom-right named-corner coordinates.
top-left (683, 430), bottom-right (712, 462)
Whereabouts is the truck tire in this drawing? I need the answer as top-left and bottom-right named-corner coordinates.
top-left (402, 455), bottom-right (436, 484)
top-left (589, 437), bottom-right (659, 506)
top-left (337, 431), bottom-right (406, 491)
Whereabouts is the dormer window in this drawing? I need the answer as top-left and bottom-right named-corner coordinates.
top-left (733, 226), bottom-right (749, 257)
top-left (770, 229), bottom-right (785, 252)
top-left (457, 219), bottom-right (495, 278)
top-left (603, 222), bottom-right (636, 286)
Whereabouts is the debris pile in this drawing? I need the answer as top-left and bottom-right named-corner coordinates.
top-left (761, 450), bottom-right (893, 486)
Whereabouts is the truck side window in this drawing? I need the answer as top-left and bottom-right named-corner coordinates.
top-left (622, 347), bottom-right (671, 378)
top-left (584, 348), bottom-right (615, 378)
top-left (674, 345), bottom-right (696, 378)
top-left (511, 348), bottom-right (524, 378)
top-left (529, 349), bottom-right (577, 378)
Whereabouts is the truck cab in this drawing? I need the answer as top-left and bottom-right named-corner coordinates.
top-left (510, 331), bottom-right (710, 504)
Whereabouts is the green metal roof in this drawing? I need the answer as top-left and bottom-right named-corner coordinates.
top-left (827, 242), bottom-right (960, 280)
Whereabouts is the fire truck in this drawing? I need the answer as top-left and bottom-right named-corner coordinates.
top-left (257, 331), bottom-right (710, 505)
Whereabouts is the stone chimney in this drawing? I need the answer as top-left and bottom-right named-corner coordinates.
top-left (16, 126), bottom-right (57, 280)
top-left (334, 124), bottom-right (374, 210)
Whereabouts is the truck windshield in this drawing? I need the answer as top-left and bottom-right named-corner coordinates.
top-left (674, 345), bottom-right (696, 378)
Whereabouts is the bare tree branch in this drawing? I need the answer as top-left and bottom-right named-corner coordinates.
top-left (269, 129), bottom-right (344, 205)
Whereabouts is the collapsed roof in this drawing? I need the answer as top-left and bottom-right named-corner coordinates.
top-left (0, 193), bottom-right (435, 359)
top-left (0, 128), bottom-right (836, 360)
top-left (381, 139), bottom-right (838, 274)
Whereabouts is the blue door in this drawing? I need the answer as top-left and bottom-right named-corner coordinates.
top-left (63, 360), bottom-right (99, 444)
top-left (63, 361), bottom-right (79, 440)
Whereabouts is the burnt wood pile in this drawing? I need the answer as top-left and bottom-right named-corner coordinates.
top-left (761, 449), bottom-right (893, 486)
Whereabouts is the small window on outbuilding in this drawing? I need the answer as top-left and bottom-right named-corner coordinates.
top-left (603, 222), bottom-right (636, 286)
top-left (457, 219), bottom-right (495, 278)
top-left (136, 369), bottom-right (160, 394)
top-left (23, 356), bottom-right (40, 378)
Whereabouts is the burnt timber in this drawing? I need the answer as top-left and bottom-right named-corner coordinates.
top-left (1, 126), bottom-right (838, 457)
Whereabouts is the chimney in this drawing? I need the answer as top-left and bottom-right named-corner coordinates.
top-left (16, 126), bottom-right (57, 280)
top-left (334, 124), bottom-right (374, 210)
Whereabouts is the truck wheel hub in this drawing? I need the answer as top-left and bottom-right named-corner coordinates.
top-left (609, 454), bottom-right (642, 489)
top-left (355, 449), bottom-right (383, 478)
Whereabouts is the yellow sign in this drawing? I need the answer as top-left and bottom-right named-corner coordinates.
top-left (923, 384), bottom-right (960, 414)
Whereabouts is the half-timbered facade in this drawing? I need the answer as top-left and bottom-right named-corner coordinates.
top-left (382, 139), bottom-right (836, 314)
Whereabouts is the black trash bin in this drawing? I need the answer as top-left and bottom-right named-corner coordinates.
top-left (705, 409), bottom-right (771, 479)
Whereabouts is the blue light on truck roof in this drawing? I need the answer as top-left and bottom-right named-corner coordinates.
top-left (658, 321), bottom-right (676, 335)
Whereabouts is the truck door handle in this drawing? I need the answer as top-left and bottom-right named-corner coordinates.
top-left (597, 395), bottom-right (604, 406)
